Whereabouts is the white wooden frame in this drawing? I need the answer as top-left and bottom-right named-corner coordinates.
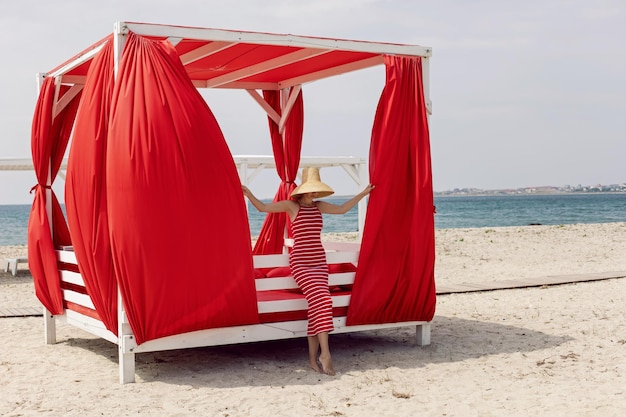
top-left (51, 248), bottom-right (430, 383)
top-left (1, 155), bottom-right (367, 235)
top-left (36, 22), bottom-right (434, 384)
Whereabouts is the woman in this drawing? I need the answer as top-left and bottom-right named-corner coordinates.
top-left (242, 167), bottom-right (374, 375)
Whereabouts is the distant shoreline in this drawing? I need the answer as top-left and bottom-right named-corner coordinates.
top-left (434, 190), bottom-right (626, 197)
top-left (1, 191), bottom-right (625, 206)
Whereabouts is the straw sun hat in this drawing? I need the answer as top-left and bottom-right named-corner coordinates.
top-left (290, 167), bottom-right (334, 198)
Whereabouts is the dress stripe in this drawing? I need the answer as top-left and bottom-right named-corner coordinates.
top-left (289, 204), bottom-right (334, 336)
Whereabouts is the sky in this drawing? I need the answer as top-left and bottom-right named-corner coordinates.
top-left (0, 0), bottom-right (625, 204)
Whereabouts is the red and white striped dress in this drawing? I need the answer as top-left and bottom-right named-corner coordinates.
top-left (289, 204), bottom-right (334, 336)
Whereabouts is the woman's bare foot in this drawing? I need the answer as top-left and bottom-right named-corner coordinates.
top-left (309, 360), bottom-right (321, 373)
top-left (319, 354), bottom-right (335, 376)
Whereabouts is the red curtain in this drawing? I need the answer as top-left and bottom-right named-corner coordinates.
top-left (106, 33), bottom-right (258, 344)
top-left (253, 89), bottom-right (303, 254)
top-left (65, 38), bottom-right (118, 333)
top-left (346, 55), bottom-right (436, 325)
top-left (28, 77), bottom-right (81, 314)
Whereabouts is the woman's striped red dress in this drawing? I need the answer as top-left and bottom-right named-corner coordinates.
top-left (289, 204), bottom-right (334, 336)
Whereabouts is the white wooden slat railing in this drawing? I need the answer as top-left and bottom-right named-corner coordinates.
top-left (49, 247), bottom-right (430, 384)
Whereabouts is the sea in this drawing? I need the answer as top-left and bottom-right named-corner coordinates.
top-left (1, 193), bottom-right (625, 246)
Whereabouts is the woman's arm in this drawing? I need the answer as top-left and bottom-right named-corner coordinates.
top-left (317, 184), bottom-right (375, 215)
top-left (242, 185), bottom-right (299, 219)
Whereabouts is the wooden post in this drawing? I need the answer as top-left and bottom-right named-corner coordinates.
top-left (118, 297), bottom-right (136, 384)
top-left (416, 323), bottom-right (431, 346)
top-left (34, 72), bottom-right (59, 346)
top-left (422, 56), bottom-right (432, 118)
top-left (44, 307), bottom-right (56, 344)
top-left (112, 21), bottom-right (136, 384)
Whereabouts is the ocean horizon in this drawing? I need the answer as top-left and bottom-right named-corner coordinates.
top-left (1, 193), bottom-right (625, 246)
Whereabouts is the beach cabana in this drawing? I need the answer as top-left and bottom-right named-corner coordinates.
top-left (30, 22), bottom-right (436, 383)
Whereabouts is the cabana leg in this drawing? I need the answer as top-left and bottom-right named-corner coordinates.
top-left (44, 307), bottom-right (56, 344)
top-left (117, 288), bottom-right (136, 383)
top-left (119, 338), bottom-right (136, 384)
top-left (416, 323), bottom-right (431, 346)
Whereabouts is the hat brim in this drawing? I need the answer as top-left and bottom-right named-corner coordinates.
top-left (290, 182), bottom-right (334, 198)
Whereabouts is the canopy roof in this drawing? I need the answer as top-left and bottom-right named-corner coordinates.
top-left (47, 22), bottom-right (432, 91)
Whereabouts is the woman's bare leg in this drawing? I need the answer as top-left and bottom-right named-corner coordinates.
top-left (317, 332), bottom-right (335, 375)
top-left (307, 336), bottom-right (321, 372)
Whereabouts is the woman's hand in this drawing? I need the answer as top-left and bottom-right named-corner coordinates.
top-left (318, 184), bottom-right (375, 215)
top-left (242, 185), bottom-right (252, 199)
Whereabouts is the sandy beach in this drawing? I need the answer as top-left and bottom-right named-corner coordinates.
top-left (1, 222), bottom-right (625, 416)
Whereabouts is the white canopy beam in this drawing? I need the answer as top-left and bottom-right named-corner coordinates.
top-left (422, 56), bottom-right (432, 115)
top-left (340, 164), bottom-right (361, 184)
top-left (51, 77), bottom-right (62, 121)
top-left (123, 22), bottom-right (432, 57)
top-left (60, 75), bottom-right (86, 85)
top-left (200, 81), bottom-right (279, 90)
top-left (278, 85), bottom-right (301, 134)
top-left (245, 84), bottom-right (302, 131)
top-left (53, 84), bottom-right (84, 118)
top-left (246, 89), bottom-right (281, 125)
top-left (179, 41), bottom-right (234, 65)
top-left (204, 48), bottom-right (331, 88)
top-left (279, 55), bottom-right (384, 89)
top-left (47, 41), bottom-right (107, 79)
top-left (166, 37), bottom-right (183, 46)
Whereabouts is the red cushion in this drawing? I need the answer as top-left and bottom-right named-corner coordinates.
top-left (328, 263), bottom-right (357, 273)
top-left (266, 266), bottom-right (292, 278)
top-left (257, 267), bottom-right (273, 275)
top-left (254, 268), bottom-right (266, 278)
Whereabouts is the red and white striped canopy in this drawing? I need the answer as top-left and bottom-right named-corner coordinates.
top-left (47, 21), bottom-right (431, 90)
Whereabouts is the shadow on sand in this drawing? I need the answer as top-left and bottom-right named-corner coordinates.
top-left (59, 314), bottom-right (572, 387)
